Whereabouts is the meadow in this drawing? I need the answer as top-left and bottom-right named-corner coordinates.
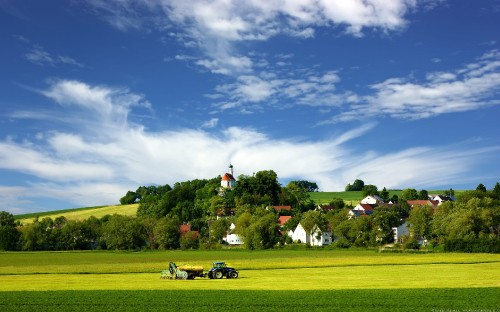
top-left (15, 204), bottom-right (139, 225)
top-left (0, 249), bottom-right (499, 311)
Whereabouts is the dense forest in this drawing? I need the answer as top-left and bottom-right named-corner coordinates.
top-left (1, 170), bottom-right (499, 253)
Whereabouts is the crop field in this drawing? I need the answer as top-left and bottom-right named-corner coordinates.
top-left (0, 250), bottom-right (499, 311)
top-left (16, 204), bottom-right (139, 225)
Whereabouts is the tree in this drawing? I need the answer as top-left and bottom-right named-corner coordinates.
top-left (153, 216), bottom-right (181, 250)
top-left (285, 181), bottom-right (311, 213)
top-left (443, 188), bottom-right (455, 197)
top-left (401, 188), bottom-right (419, 201)
top-left (102, 215), bottom-right (146, 250)
top-left (418, 189), bottom-right (429, 200)
top-left (345, 179), bottom-right (364, 191)
top-left (180, 231), bottom-right (199, 250)
top-left (329, 198), bottom-right (345, 209)
top-left (371, 207), bottom-right (400, 244)
top-left (380, 187), bottom-right (389, 201)
top-left (492, 182), bottom-right (500, 199)
top-left (209, 218), bottom-right (230, 244)
top-left (243, 213), bottom-right (280, 250)
top-left (362, 185), bottom-right (379, 197)
top-left (476, 183), bottom-right (487, 192)
top-left (300, 210), bottom-right (328, 234)
top-left (0, 211), bottom-right (20, 251)
top-left (290, 180), bottom-right (319, 192)
top-left (407, 205), bottom-right (433, 240)
top-left (120, 191), bottom-right (138, 205)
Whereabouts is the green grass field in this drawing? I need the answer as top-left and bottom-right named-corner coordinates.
top-left (0, 250), bottom-right (499, 311)
top-left (16, 204), bottom-right (139, 225)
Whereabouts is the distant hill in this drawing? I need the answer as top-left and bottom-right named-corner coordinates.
top-left (15, 204), bottom-right (139, 225)
top-left (13, 189), bottom-right (462, 224)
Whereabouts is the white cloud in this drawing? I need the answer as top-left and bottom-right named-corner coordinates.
top-left (24, 45), bottom-right (84, 68)
top-left (325, 50), bottom-right (500, 123)
top-left (210, 69), bottom-right (346, 111)
top-left (2, 78), bottom-right (499, 213)
top-left (201, 118), bottom-right (219, 129)
top-left (87, 0), bottom-right (428, 75)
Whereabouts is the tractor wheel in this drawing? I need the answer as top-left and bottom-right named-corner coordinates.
top-left (214, 271), bottom-right (223, 279)
top-left (229, 271), bottom-right (238, 279)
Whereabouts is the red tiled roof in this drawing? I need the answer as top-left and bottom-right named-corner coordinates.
top-left (278, 216), bottom-right (292, 226)
top-left (273, 205), bottom-right (291, 211)
top-left (221, 173), bottom-right (235, 181)
top-left (360, 204), bottom-right (374, 211)
top-left (179, 224), bottom-right (191, 234)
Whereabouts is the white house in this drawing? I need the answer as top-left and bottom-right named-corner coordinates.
top-left (360, 195), bottom-right (384, 205)
top-left (291, 223), bottom-right (331, 246)
top-left (392, 222), bottom-right (409, 243)
top-left (223, 223), bottom-right (244, 245)
top-left (431, 195), bottom-right (454, 205)
top-left (348, 203), bottom-right (375, 219)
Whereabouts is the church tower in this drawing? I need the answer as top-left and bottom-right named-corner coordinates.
top-left (221, 164), bottom-right (236, 189)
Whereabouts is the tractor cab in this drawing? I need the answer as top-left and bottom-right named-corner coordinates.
top-left (212, 262), bottom-right (226, 269)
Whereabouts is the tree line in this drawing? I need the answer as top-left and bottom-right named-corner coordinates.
top-left (1, 174), bottom-right (499, 252)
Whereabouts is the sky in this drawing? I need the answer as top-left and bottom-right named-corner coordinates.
top-left (1, 0), bottom-right (499, 214)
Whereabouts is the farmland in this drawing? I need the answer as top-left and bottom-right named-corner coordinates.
top-left (15, 204), bottom-right (139, 224)
top-left (0, 249), bottom-right (499, 311)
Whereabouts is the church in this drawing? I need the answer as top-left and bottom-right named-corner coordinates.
top-left (220, 164), bottom-right (236, 189)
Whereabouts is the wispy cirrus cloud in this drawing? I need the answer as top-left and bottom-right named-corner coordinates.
top-left (14, 35), bottom-right (85, 68)
top-left (2, 78), bottom-right (498, 213)
top-left (322, 49), bottom-right (500, 123)
top-left (87, 0), bottom-right (429, 75)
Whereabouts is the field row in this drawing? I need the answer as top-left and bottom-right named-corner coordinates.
top-left (1, 263), bottom-right (499, 291)
top-left (2, 250), bottom-right (500, 274)
top-left (0, 288), bottom-right (499, 312)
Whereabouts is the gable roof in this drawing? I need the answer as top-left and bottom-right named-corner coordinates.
top-left (278, 216), bottom-right (292, 226)
top-left (353, 203), bottom-right (375, 211)
top-left (221, 173), bottom-right (235, 181)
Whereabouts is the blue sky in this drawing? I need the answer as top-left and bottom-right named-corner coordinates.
top-left (1, 0), bottom-right (499, 214)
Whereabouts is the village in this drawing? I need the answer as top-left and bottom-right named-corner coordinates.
top-left (215, 165), bottom-right (455, 248)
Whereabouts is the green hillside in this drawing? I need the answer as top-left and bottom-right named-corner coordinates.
top-left (16, 204), bottom-right (139, 225)
top-left (12, 189), bottom-right (463, 224)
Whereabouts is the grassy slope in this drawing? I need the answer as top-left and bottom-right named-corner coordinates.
top-left (16, 204), bottom-right (139, 225)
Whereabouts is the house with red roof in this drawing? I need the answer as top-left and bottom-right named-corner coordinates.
top-left (348, 203), bottom-right (375, 218)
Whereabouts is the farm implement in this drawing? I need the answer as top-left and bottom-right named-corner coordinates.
top-left (161, 261), bottom-right (238, 280)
